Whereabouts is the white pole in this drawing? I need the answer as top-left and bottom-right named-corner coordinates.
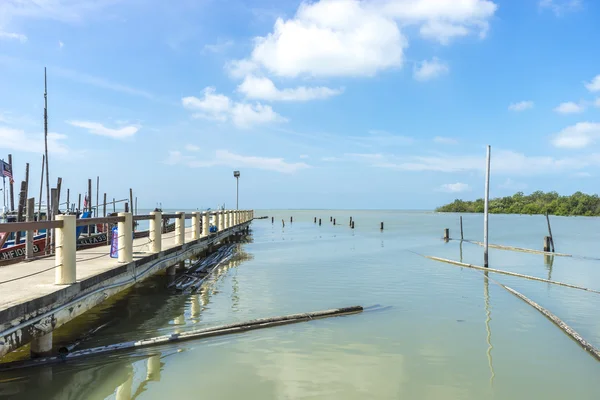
top-left (484, 145), bottom-right (491, 268)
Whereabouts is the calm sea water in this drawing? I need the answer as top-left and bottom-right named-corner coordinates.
top-left (2, 210), bottom-right (600, 399)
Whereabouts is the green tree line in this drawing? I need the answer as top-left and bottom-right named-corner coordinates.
top-left (436, 191), bottom-right (600, 216)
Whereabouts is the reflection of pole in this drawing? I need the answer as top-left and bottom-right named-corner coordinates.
top-left (483, 271), bottom-right (495, 386)
top-left (483, 145), bottom-right (491, 268)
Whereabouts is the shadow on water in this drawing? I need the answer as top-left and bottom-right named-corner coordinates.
top-left (0, 233), bottom-right (255, 400)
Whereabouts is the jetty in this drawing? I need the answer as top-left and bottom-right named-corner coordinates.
top-left (0, 209), bottom-right (254, 359)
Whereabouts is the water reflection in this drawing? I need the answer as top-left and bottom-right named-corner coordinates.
top-left (544, 254), bottom-right (555, 281)
top-left (483, 271), bottom-right (495, 386)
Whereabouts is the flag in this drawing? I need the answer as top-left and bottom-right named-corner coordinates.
top-left (83, 194), bottom-right (89, 209)
top-left (0, 160), bottom-right (14, 184)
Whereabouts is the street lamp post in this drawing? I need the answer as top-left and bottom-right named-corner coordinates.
top-left (233, 171), bottom-right (240, 210)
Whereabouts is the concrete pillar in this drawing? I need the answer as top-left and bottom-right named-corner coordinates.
top-left (30, 331), bottom-right (53, 358)
top-left (218, 211), bottom-right (225, 231)
top-left (147, 355), bottom-right (161, 382)
top-left (118, 212), bottom-right (133, 263)
top-left (150, 211), bottom-right (162, 253)
top-left (176, 211), bottom-right (185, 245)
top-left (202, 212), bottom-right (209, 237)
top-left (55, 215), bottom-right (76, 285)
top-left (234, 211), bottom-right (239, 226)
top-left (192, 211), bottom-right (200, 240)
top-left (213, 212), bottom-right (220, 233)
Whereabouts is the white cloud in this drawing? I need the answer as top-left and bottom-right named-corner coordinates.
top-left (573, 171), bottom-right (592, 178)
top-left (1, 0), bottom-right (122, 23)
top-left (413, 57), bottom-right (449, 81)
top-left (0, 126), bottom-right (69, 154)
top-left (228, 0), bottom-right (496, 79)
top-left (54, 67), bottom-right (156, 99)
top-left (0, 31), bottom-right (27, 42)
top-left (439, 183), bottom-right (470, 193)
top-left (554, 101), bottom-right (585, 114)
top-left (353, 149), bottom-right (600, 176)
top-left (237, 75), bottom-right (342, 101)
top-left (59, 40), bottom-right (64, 48)
top-left (182, 87), bottom-right (231, 122)
top-left (352, 130), bottom-right (414, 147)
top-left (185, 144), bottom-right (200, 152)
top-left (299, 154), bottom-right (310, 159)
top-left (551, 122), bottom-right (600, 149)
top-left (67, 120), bottom-right (139, 139)
top-left (182, 87), bottom-right (286, 128)
top-left (539, 0), bottom-right (582, 15)
top-left (585, 75), bottom-right (600, 92)
top-left (499, 178), bottom-right (527, 191)
top-left (165, 149), bottom-right (309, 173)
top-left (508, 100), bottom-right (534, 112)
top-left (433, 136), bottom-right (457, 144)
top-left (595, 98), bottom-right (600, 108)
top-left (203, 39), bottom-right (234, 53)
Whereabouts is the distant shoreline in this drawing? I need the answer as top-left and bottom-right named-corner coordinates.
top-left (436, 191), bottom-right (600, 217)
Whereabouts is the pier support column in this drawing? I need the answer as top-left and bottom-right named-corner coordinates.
top-left (150, 211), bottom-right (162, 253)
top-left (235, 211), bottom-right (239, 226)
top-left (202, 212), bottom-right (209, 237)
top-left (192, 212), bottom-right (200, 240)
top-left (55, 214), bottom-right (76, 285)
top-left (223, 211), bottom-right (229, 230)
top-left (218, 211), bottom-right (225, 231)
top-left (176, 212), bottom-right (185, 245)
top-left (30, 332), bottom-right (53, 358)
top-left (147, 355), bottom-right (161, 382)
top-left (213, 212), bottom-right (220, 233)
top-left (118, 212), bottom-right (133, 263)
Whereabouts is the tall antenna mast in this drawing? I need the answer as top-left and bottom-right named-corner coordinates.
top-left (44, 67), bottom-right (51, 253)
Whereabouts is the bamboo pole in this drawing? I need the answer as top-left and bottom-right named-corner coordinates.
top-left (44, 68), bottom-right (51, 255)
top-left (0, 306), bottom-right (363, 370)
top-left (484, 145), bottom-right (491, 268)
top-left (424, 255), bottom-right (600, 294)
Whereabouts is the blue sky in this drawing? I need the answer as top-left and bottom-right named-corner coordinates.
top-left (1, 0), bottom-right (599, 210)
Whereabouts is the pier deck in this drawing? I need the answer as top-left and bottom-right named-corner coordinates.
top-left (0, 211), bottom-right (254, 358)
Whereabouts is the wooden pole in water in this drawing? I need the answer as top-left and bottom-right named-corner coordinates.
top-left (129, 188), bottom-right (133, 215)
top-left (78, 193), bottom-right (81, 212)
top-left (24, 163), bottom-right (29, 205)
top-left (349, 216), bottom-right (352, 227)
top-left (351, 221), bottom-right (354, 229)
top-left (103, 193), bottom-right (107, 217)
top-left (282, 219), bottom-right (285, 228)
top-left (96, 176), bottom-right (99, 215)
top-left (8, 154), bottom-right (15, 211)
top-left (330, 216), bottom-right (332, 222)
top-left (290, 216), bottom-right (293, 223)
top-left (15, 181), bottom-right (26, 245)
top-left (484, 145), bottom-right (491, 268)
top-left (113, 198), bottom-right (116, 213)
top-left (545, 212), bottom-right (555, 252)
top-left (333, 218), bottom-right (336, 225)
top-left (444, 228), bottom-right (450, 241)
top-left (380, 222), bottom-right (384, 230)
top-left (37, 154), bottom-right (44, 216)
top-left (25, 198), bottom-right (34, 259)
top-left (319, 218), bottom-right (321, 226)
top-left (271, 216), bottom-right (274, 224)
top-left (87, 179), bottom-right (92, 214)
top-left (460, 216), bottom-right (464, 241)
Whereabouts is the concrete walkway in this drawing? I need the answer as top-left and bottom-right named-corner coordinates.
top-left (0, 226), bottom-right (198, 313)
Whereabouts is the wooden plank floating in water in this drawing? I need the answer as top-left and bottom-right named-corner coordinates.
top-left (0, 306), bottom-right (363, 370)
top-left (458, 239), bottom-right (574, 258)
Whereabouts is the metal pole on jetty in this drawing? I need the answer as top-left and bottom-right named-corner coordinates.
top-left (484, 145), bottom-right (491, 268)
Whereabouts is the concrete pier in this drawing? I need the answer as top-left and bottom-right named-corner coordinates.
top-left (0, 209), bottom-right (253, 358)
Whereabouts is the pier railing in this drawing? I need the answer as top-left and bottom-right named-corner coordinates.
top-left (0, 210), bottom-right (255, 284)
